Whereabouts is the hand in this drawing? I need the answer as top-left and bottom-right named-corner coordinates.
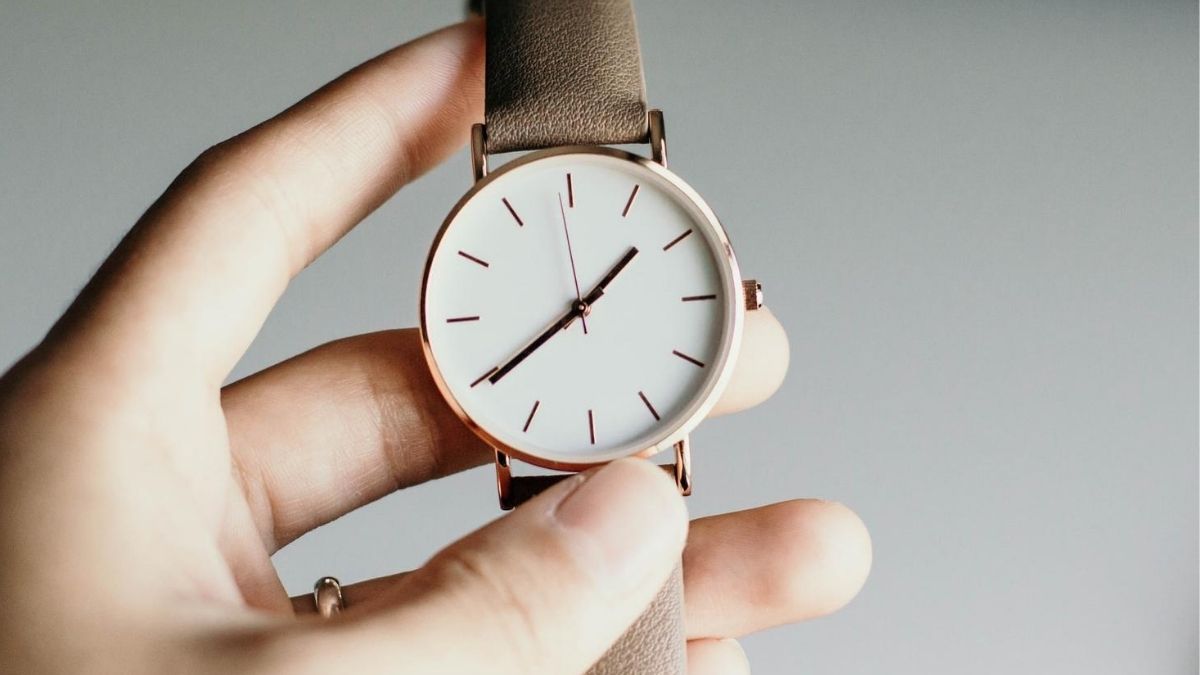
top-left (0, 19), bottom-right (871, 675)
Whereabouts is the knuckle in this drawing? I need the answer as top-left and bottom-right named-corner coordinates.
top-left (184, 138), bottom-right (242, 184)
top-left (179, 136), bottom-right (307, 269)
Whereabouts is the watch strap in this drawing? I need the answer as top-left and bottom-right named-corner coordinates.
top-left (481, 0), bottom-right (649, 153)
top-left (503, 465), bottom-right (681, 510)
top-left (587, 563), bottom-right (685, 675)
top-left (505, 471), bottom-right (686, 675)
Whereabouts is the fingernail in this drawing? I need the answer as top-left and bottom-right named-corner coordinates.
top-left (552, 458), bottom-right (686, 589)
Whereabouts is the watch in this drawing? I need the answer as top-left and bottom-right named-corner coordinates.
top-left (418, 1), bottom-right (763, 672)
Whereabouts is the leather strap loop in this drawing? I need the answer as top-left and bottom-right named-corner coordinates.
top-left (481, 0), bottom-right (649, 153)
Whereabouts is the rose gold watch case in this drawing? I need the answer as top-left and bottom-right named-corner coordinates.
top-left (418, 144), bottom-right (745, 473)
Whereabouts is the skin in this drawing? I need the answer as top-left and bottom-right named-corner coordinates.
top-left (0, 19), bottom-right (871, 675)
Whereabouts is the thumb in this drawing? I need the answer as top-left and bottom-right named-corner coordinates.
top-left (296, 458), bottom-right (688, 674)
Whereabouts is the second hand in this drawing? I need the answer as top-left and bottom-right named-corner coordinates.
top-left (558, 192), bottom-right (588, 334)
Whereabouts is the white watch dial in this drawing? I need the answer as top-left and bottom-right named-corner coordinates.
top-left (422, 150), bottom-right (741, 465)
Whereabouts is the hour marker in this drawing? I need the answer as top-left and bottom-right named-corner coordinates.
top-left (502, 198), bottom-right (523, 226)
top-left (458, 250), bottom-right (490, 267)
top-left (672, 349), bottom-right (706, 368)
top-left (523, 400), bottom-right (540, 432)
top-left (621, 184), bottom-right (640, 217)
top-left (662, 229), bottom-right (693, 251)
top-left (587, 409), bottom-right (596, 445)
top-left (566, 173), bottom-right (574, 208)
top-left (638, 390), bottom-right (660, 421)
top-left (681, 294), bottom-right (717, 302)
top-left (471, 367), bottom-right (498, 388)
top-left (446, 315), bottom-right (480, 323)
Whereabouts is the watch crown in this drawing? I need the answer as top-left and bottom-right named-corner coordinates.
top-left (742, 279), bottom-right (763, 311)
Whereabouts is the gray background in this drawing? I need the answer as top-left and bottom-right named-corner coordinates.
top-left (1, 1), bottom-right (1196, 673)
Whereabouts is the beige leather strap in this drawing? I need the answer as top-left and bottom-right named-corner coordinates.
top-left (480, 0), bottom-right (649, 153)
top-left (587, 564), bottom-right (685, 675)
top-left (506, 473), bottom-right (686, 674)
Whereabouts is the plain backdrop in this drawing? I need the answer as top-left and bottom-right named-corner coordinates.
top-left (1, 1), bottom-right (1196, 673)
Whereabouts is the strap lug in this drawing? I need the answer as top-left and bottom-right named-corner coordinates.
top-left (648, 109), bottom-right (667, 166)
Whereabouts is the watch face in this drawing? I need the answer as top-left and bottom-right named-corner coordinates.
top-left (420, 148), bottom-right (743, 467)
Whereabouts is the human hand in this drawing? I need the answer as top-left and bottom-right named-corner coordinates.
top-left (0, 20), bottom-right (870, 675)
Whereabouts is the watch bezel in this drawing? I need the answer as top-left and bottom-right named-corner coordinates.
top-left (418, 145), bottom-right (745, 472)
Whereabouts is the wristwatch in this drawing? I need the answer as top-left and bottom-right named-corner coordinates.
top-left (418, 1), bottom-right (762, 672)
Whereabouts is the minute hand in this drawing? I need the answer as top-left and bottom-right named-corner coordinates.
top-left (583, 246), bottom-right (639, 305)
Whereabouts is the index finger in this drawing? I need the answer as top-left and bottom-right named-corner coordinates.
top-left (53, 20), bottom-right (483, 386)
